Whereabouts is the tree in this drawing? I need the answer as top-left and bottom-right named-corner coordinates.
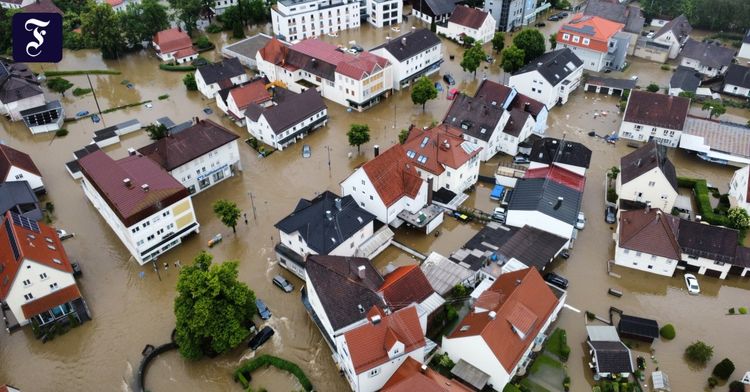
top-left (222, 5), bottom-right (245, 38)
top-left (491, 32), bottom-right (505, 54)
top-left (659, 324), bottom-right (676, 340)
top-left (347, 124), bottom-right (370, 153)
top-left (685, 341), bottom-right (714, 365)
top-left (512, 29), bottom-right (546, 64)
top-left (213, 199), bottom-right (241, 233)
top-left (169, 0), bottom-right (202, 36)
top-left (730, 381), bottom-right (746, 392)
top-left (240, 0), bottom-right (268, 24)
top-left (701, 100), bottom-right (726, 119)
top-left (81, 3), bottom-right (124, 59)
top-left (500, 45), bottom-right (525, 73)
top-left (713, 358), bottom-right (735, 380)
top-left (549, 33), bottom-right (557, 49)
top-left (47, 78), bottom-right (74, 96)
top-left (461, 42), bottom-right (485, 77)
top-left (145, 123), bottom-right (169, 140)
top-left (174, 251), bottom-right (257, 360)
top-left (727, 207), bottom-right (750, 230)
top-left (398, 129), bottom-right (410, 144)
top-left (461, 35), bottom-right (476, 48)
top-left (646, 83), bottom-right (660, 92)
top-left (411, 76), bottom-right (438, 111)
top-left (183, 72), bottom-right (197, 91)
top-left (0, 8), bottom-right (21, 55)
top-left (121, 0), bottom-right (169, 46)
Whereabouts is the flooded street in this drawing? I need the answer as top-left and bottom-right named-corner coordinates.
top-left (1, 16), bottom-right (750, 392)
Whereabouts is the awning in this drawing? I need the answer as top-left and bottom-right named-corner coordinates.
top-left (451, 359), bottom-right (490, 390)
top-left (21, 284), bottom-right (81, 318)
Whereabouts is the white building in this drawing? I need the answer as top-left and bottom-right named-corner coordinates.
top-left (0, 0), bottom-right (33, 8)
top-left (617, 141), bottom-right (679, 212)
top-left (437, 5), bottom-right (495, 44)
top-left (0, 144), bottom-right (45, 194)
top-left (651, 14), bottom-right (691, 60)
top-left (680, 39), bottom-right (734, 78)
top-left (668, 66), bottom-right (701, 97)
top-left (211, 0), bottom-right (237, 15)
top-left (152, 28), bottom-right (197, 64)
top-left (78, 150), bottom-right (200, 265)
top-left (618, 90), bottom-right (690, 147)
top-left (245, 88), bottom-right (328, 150)
top-left (483, 0), bottom-right (524, 32)
top-left (410, 0), bottom-right (457, 25)
top-left (370, 28), bottom-right (443, 91)
top-left (365, 0), bottom-right (402, 28)
top-left (509, 48), bottom-right (583, 109)
top-left (556, 15), bottom-right (629, 72)
top-left (739, 30), bottom-right (750, 61)
top-left (0, 61), bottom-right (46, 122)
top-left (215, 78), bottom-right (272, 124)
top-left (729, 165), bottom-right (750, 214)
top-left (195, 58), bottom-right (248, 99)
top-left (442, 268), bottom-right (565, 391)
top-left (271, 0), bottom-right (361, 43)
top-left (256, 38), bottom-right (393, 111)
top-left (722, 64), bottom-right (750, 98)
top-left (528, 137), bottom-right (592, 177)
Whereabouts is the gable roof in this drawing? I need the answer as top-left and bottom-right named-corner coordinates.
top-left (508, 177), bottom-right (582, 225)
top-left (0, 143), bottom-right (42, 180)
top-left (402, 124), bottom-right (481, 176)
top-left (497, 225), bottom-right (567, 271)
top-left (681, 39), bottom-right (735, 69)
top-left (620, 140), bottom-right (677, 191)
top-left (655, 14), bottom-right (692, 41)
top-left (305, 255), bottom-right (385, 331)
top-left (618, 209), bottom-right (681, 260)
top-left (447, 268), bottom-right (559, 372)
top-left (524, 166), bottom-right (586, 192)
top-left (196, 58), bottom-right (245, 85)
top-left (513, 48), bottom-right (583, 86)
top-left (670, 65), bottom-right (701, 92)
top-left (624, 90), bottom-right (690, 130)
top-left (249, 88), bottom-right (326, 135)
top-left (137, 119), bottom-right (239, 171)
top-left (274, 191), bottom-right (375, 255)
top-left (21, 0), bottom-right (63, 14)
top-left (448, 5), bottom-right (490, 30)
top-left (153, 28), bottom-right (193, 54)
top-left (409, 0), bottom-right (458, 18)
top-left (508, 91), bottom-right (546, 118)
top-left (285, 39), bottom-right (390, 81)
top-left (379, 265), bottom-right (435, 310)
top-left (0, 181), bottom-right (41, 221)
top-left (617, 314), bottom-right (659, 340)
top-left (443, 81), bottom-right (512, 142)
top-left (529, 137), bottom-right (592, 169)
top-left (503, 108), bottom-right (531, 137)
top-left (0, 61), bottom-right (43, 104)
top-left (589, 340), bottom-right (634, 374)
top-left (227, 78), bottom-right (272, 111)
top-left (559, 14), bottom-right (625, 53)
top-left (371, 29), bottom-right (441, 62)
top-left (21, 283), bottom-right (81, 319)
top-left (359, 144), bottom-right (424, 207)
top-left (677, 219), bottom-right (739, 262)
top-left (724, 64), bottom-right (750, 89)
top-left (382, 357), bottom-right (472, 392)
top-left (583, 0), bottom-right (644, 33)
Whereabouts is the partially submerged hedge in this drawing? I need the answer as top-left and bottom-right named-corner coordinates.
top-left (159, 63), bottom-right (196, 71)
top-left (45, 69), bottom-right (120, 76)
top-left (677, 177), bottom-right (730, 226)
top-left (234, 354), bottom-right (313, 391)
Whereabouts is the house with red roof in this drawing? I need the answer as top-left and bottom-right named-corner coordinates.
top-left (556, 14), bottom-right (629, 72)
top-left (0, 144), bottom-right (44, 194)
top-left (381, 357), bottom-right (472, 391)
top-left (216, 78), bottom-right (272, 123)
top-left (0, 211), bottom-right (89, 334)
top-left (255, 38), bottom-right (393, 111)
top-left (729, 165), bottom-right (750, 215)
top-left (152, 28), bottom-right (197, 64)
top-left (437, 5), bottom-right (495, 45)
top-left (441, 268), bottom-right (566, 391)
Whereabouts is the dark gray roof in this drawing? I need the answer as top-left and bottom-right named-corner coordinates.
top-left (275, 191), bottom-right (375, 255)
top-left (585, 76), bottom-right (636, 90)
top-left (670, 66), bottom-right (701, 92)
top-left (503, 108), bottom-right (531, 137)
top-left (305, 255), bottom-right (385, 331)
top-left (449, 224), bottom-right (519, 271)
top-left (530, 137), bottom-right (592, 169)
top-left (443, 94), bottom-right (506, 142)
top-left (590, 341), bottom-right (633, 374)
top-left (680, 39), bottom-right (735, 69)
top-left (409, 0), bottom-right (458, 17)
top-left (497, 225), bottom-right (567, 271)
top-left (617, 314), bottom-right (659, 340)
top-left (677, 220), bottom-right (739, 263)
top-left (246, 88), bottom-right (326, 134)
top-left (0, 61), bottom-right (43, 104)
top-left (196, 57), bottom-right (245, 85)
top-left (620, 140), bottom-right (677, 190)
top-left (508, 178), bottom-right (582, 225)
top-left (513, 48), bottom-right (583, 86)
top-left (371, 29), bottom-right (441, 62)
top-left (724, 64), bottom-right (750, 89)
top-left (0, 181), bottom-right (42, 221)
top-left (583, 0), bottom-right (644, 34)
top-left (655, 14), bottom-right (692, 41)
top-left (223, 33), bottom-right (273, 59)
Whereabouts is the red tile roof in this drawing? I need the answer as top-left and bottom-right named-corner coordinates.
top-left (344, 306), bottom-right (426, 374)
top-left (0, 144), bottom-right (41, 181)
top-left (557, 14), bottom-right (624, 53)
top-left (229, 79), bottom-right (272, 111)
top-left (618, 209), bottom-right (681, 260)
top-left (153, 28), bottom-right (193, 54)
top-left (379, 265), bottom-right (435, 311)
top-left (447, 268), bottom-right (559, 372)
top-left (524, 166), bottom-right (586, 192)
top-left (623, 90), bottom-right (690, 130)
top-left (259, 38), bottom-right (289, 65)
top-left (78, 150), bottom-right (189, 227)
top-left (448, 5), bottom-right (491, 30)
top-left (21, 283), bottom-right (81, 318)
top-left (382, 357), bottom-right (472, 392)
top-left (22, 0), bottom-right (63, 14)
top-left (292, 39), bottom-right (390, 80)
top-left (0, 211), bottom-right (74, 300)
top-left (174, 47), bottom-right (197, 60)
top-left (106, 0), bottom-right (123, 6)
top-left (402, 124), bottom-right (481, 176)
top-left (361, 144), bottom-right (424, 207)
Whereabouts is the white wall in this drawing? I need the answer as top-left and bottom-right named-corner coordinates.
top-left (616, 169), bottom-right (678, 212)
top-left (341, 169), bottom-right (389, 223)
top-left (729, 166), bottom-right (750, 212)
top-left (738, 43), bottom-right (750, 61)
top-left (365, 0), bottom-right (401, 28)
top-left (414, 153), bottom-right (480, 195)
top-left (680, 57), bottom-right (728, 78)
top-left (247, 107), bottom-right (327, 150)
top-left (558, 43), bottom-right (605, 72)
top-left (5, 260), bottom-right (77, 325)
top-left (0, 94), bottom-right (46, 122)
top-left (4, 166), bottom-right (44, 193)
top-left (196, 71), bottom-right (249, 99)
top-left (371, 41), bottom-right (442, 90)
top-left (614, 245), bottom-right (677, 276)
top-left (272, 0), bottom-right (360, 43)
top-left (653, 30), bottom-right (683, 59)
top-left (506, 210), bottom-right (574, 240)
top-left (618, 121), bottom-right (682, 147)
top-left (723, 83), bottom-right (750, 98)
top-left (437, 14), bottom-right (495, 44)
top-left (169, 140), bottom-right (241, 194)
top-left (529, 161), bottom-right (586, 177)
top-left (508, 65), bottom-right (582, 108)
top-left (279, 221), bottom-right (373, 259)
top-left (442, 335), bottom-right (511, 391)
top-left (683, 253), bottom-right (732, 279)
top-left (337, 332), bottom-right (423, 392)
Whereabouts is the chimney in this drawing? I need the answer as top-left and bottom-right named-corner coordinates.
top-left (335, 197), bottom-right (342, 211)
top-left (325, 210), bottom-right (333, 220)
top-left (401, 37), bottom-right (407, 47)
top-left (488, 311), bottom-right (497, 319)
top-left (420, 364), bottom-right (428, 374)
top-left (123, 178), bottom-right (132, 188)
top-left (371, 314), bottom-right (382, 324)
top-left (141, 184), bottom-right (150, 192)
top-left (554, 196), bottom-right (563, 210)
top-left (357, 265), bottom-right (366, 280)
top-left (524, 102), bottom-right (531, 112)
top-left (515, 279), bottom-right (522, 285)
top-left (645, 202), bottom-right (651, 213)
top-left (127, 148), bottom-right (136, 156)
top-left (374, 145), bottom-right (380, 157)
top-left (427, 176), bottom-right (434, 205)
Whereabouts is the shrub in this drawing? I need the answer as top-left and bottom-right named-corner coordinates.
top-left (44, 69), bottom-right (120, 76)
top-left (160, 63), bottom-right (197, 72)
top-left (195, 36), bottom-right (212, 50)
top-left (234, 355), bottom-right (313, 391)
top-left (607, 188), bottom-right (618, 203)
top-left (730, 381), bottom-right (745, 392)
top-left (451, 284), bottom-right (469, 298)
top-left (729, 307), bottom-right (735, 314)
top-left (445, 304), bottom-right (458, 322)
top-left (586, 311), bottom-right (595, 321)
top-left (206, 24), bottom-right (223, 33)
top-left (503, 384), bottom-right (522, 392)
top-left (708, 376), bottom-right (718, 388)
top-left (713, 358), bottom-right (735, 380)
top-left (55, 128), bottom-right (69, 137)
top-left (437, 353), bottom-right (454, 369)
top-left (158, 94), bottom-right (169, 100)
top-left (72, 87), bottom-right (92, 96)
top-left (740, 307), bottom-right (748, 314)
top-left (646, 83), bottom-right (660, 92)
top-left (685, 341), bottom-right (714, 365)
top-left (660, 64), bottom-right (671, 70)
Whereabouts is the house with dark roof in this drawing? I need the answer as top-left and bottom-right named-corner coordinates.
top-left (0, 61), bottom-right (46, 122)
top-left (78, 150), bottom-right (199, 265)
top-left (729, 165), bottom-right (750, 215)
top-left (528, 137), bottom-right (591, 176)
top-left (371, 29), bottom-right (443, 91)
top-left (617, 141), bottom-right (678, 212)
top-left (509, 48), bottom-right (584, 108)
top-left (0, 0), bottom-right (34, 9)
top-left (441, 268), bottom-right (566, 391)
top-left (20, 0), bottom-right (62, 14)
top-left (618, 90), bottom-right (690, 147)
top-left (0, 181), bottom-right (42, 221)
top-left (722, 64), bottom-right (750, 98)
top-left (152, 28), bottom-right (197, 64)
top-left (221, 33), bottom-right (274, 70)
top-left (586, 325), bottom-right (634, 379)
top-left (668, 66), bottom-right (701, 96)
top-left (245, 88), bottom-right (328, 151)
top-left (679, 116), bottom-right (750, 167)
top-left (583, 0), bottom-right (644, 55)
top-left (680, 39), bottom-right (735, 78)
top-left (556, 14), bottom-right (629, 72)
top-left (0, 211), bottom-right (89, 334)
top-left (137, 119), bottom-right (240, 195)
top-left (20, 99), bottom-right (64, 135)
top-left (382, 356), bottom-right (472, 391)
top-left (195, 58), bottom-right (248, 99)
top-left (739, 29), bottom-right (750, 61)
top-left (436, 5), bottom-right (495, 45)
top-left (617, 314), bottom-right (659, 343)
top-left (0, 143), bottom-right (44, 194)
top-left (652, 14), bottom-right (692, 59)
top-left (215, 78), bottom-right (273, 123)
top-left (409, 0), bottom-right (459, 25)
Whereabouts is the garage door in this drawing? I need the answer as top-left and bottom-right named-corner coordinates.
top-left (600, 87), bottom-right (610, 95)
top-left (704, 269), bottom-right (723, 278)
top-left (587, 84), bottom-right (597, 92)
top-left (684, 264), bottom-right (700, 273)
top-left (612, 88), bottom-right (622, 97)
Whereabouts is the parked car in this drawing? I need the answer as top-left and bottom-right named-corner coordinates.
top-left (272, 275), bottom-right (294, 293)
top-left (547, 15), bottom-right (560, 21)
top-left (203, 107), bottom-right (213, 115)
top-left (91, 114), bottom-right (100, 123)
top-left (485, 55), bottom-right (494, 63)
top-left (576, 212), bottom-right (586, 230)
top-left (443, 74), bottom-right (455, 85)
top-left (491, 212), bottom-right (506, 223)
top-left (75, 110), bottom-right (89, 119)
top-left (605, 206), bottom-right (617, 224)
top-left (447, 88), bottom-right (459, 100)
top-left (513, 155), bottom-right (530, 165)
top-left (684, 274), bottom-right (700, 295)
top-left (544, 273), bottom-right (569, 289)
top-left (535, 22), bottom-right (546, 27)
top-left (351, 44), bottom-right (364, 53)
top-left (71, 262), bottom-right (82, 277)
top-left (256, 298), bottom-right (272, 320)
top-left (248, 326), bottom-right (275, 350)
top-left (501, 189), bottom-right (514, 207)
top-left (435, 82), bottom-right (443, 92)
top-left (561, 12), bottom-right (569, 17)
top-left (558, 249), bottom-right (570, 260)
top-left (302, 144), bottom-right (311, 158)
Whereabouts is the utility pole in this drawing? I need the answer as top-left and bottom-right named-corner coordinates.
top-left (325, 145), bottom-right (332, 177)
top-left (249, 192), bottom-right (257, 221)
top-left (86, 73), bottom-right (105, 127)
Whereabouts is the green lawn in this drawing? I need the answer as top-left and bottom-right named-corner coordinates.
top-left (520, 378), bottom-right (551, 392)
top-left (546, 328), bottom-right (570, 361)
top-left (529, 354), bottom-right (563, 375)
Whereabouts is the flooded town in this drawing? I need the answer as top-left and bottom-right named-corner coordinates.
top-left (1, 0), bottom-right (750, 391)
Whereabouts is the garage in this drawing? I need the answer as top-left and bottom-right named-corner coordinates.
top-left (704, 269), bottom-right (723, 278)
top-left (584, 76), bottom-right (637, 97)
top-left (587, 84), bottom-right (597, 93)
top-left (599, 87), bottom-right (610, 95)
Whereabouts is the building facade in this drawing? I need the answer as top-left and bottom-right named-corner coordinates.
top-left (729, 165), bottom-right (750, 214)
top-left (437, 5), bottom-right (495, 44)
top-left (617, 141), bottom-right (679, 212)
top-left (195, 58), bottom-right (249, 99)
top-left (271, 0), bottom-right (361, 43)
top-left (370, 29), bottom-right (443, 91)
top-left (556, 15), bottom-right (628, 72)
top-left (618, 91), bottom-right (690, 147)
top-left (152, 28), bottom-right (197, 64)
top-left (509, 48), bottom-right (583, 109)
top-left (679, 39), bottom-right (734, 78)
top-left (0, 144), bottom-right (45, 194)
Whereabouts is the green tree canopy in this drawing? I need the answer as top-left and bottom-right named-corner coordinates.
top-left (0, 8), bottom-right (21, 55)
top-left (646, 83), bottom-right (660, 92)
top-left (121, 0), bottom-right (169, 45)
top-left (183, 72), bottom-right (197, 90)
top-left (512, 29), bottom-right (546, 64)
top-left (47, 77), bottom-right (74, 96)
top-left (81, 3), bottom-right (124, 59)
top-left (174, 251), bottom-right (257, 359)
top-left (398, 129), bottom-right (410, 144)
top-left (411, 76), bottom-right (438, 111)
top-left (461, 42), bottom-right (485, 77)
top-left (461, 35), bottom-right (476, 47)
top-left (727, 207), bottom-right (750, 231)
top-left (169, 0), bottom-right (202, 36)
top-left (241, 0), bottom-right (269, 23)
top-left (640, 0), bottom-right (750, 33)
top-left (347, 124), bottom-right (370, 153)
top-left (222, 4), bottom-right (245, 38)
top-left (145, 123), bottom-right (169, 140)
top-left (500, 45), bottom-right (525, 73)
top-left (491, 32), bottom-right (505, 54)
top-left (685, 340), bottom-right (714, 365)
top-left (549, 33), bottom-right (557, 49)
top-left (713, 358), bottom-right (735, 380)
top-left (701, 100), bottom-right (726, 119)
top-left (213, 199), bottom-right (242, 233)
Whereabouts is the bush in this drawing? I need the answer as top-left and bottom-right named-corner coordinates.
top-left (158, 94), bottom-right (169, 100)
top-left (445, 304), bottom-right (458, 322)
top-left (729, 307), bottom-right (735, 314)
top-left (740, 307), bottom-right (748, 314)
top-left (677, 177), bottom-right (730, 226)
top-left (708, 376), bottom-right (718, 388)
top-left (685, 341), bottom-right (714, 365)
top-left (160, 63), bottom-right (197, 72)
top-left (44, 69), bottom-right (120, 76)
top-left (503, 384), bottom-right (522, 392)
top-left (195, 36), bottom-right (212, 50)
top-left (646, 83), bottom-right (660, 92)
top-left (586, 311), bottom-right (595, 321)
top-left (437, 353), bottom-right (454, 369)
top-left (72, 87), bottom-right (92, 96)
top-left (607, 188), bottom-right (618, 203)
top-left (730, 381), bottom-right (745, 392)
top-left (713, 358), bottom-right (735, 380)
top-left (206, 24), bottom-right (223, 33)
top-left (661, 64), bottom-right (671, 70)
top-left (451, 284), bottom-right (469, 298)
top-left (234, 355), bottom-right (313, 391)
top-left (659, 324), bottom-right (676, 340)
top-left (55, 129), bottom-right (69, 137)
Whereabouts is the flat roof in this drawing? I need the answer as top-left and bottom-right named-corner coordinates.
top-left (682, 117), bottom-right (750, 159)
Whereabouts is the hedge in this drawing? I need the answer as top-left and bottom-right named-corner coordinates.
top-left (45, 69), bottom-right (120, 76)
top-left (159, 63), bottom-right (196, 71)
top-left (234, 355), bottom-right (313, 391)
top-left (677, 177), bottom-right (730, 226)
top-left (72, 87), bottom-right (92, 96)
top-left (101, 100), bottom-right (152, 114)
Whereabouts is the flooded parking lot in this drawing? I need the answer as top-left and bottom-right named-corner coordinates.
top-left (1, 17), bottom-right (749, 392)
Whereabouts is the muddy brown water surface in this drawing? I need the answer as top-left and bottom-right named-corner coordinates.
top-left (1, 18), bottom-right (750, 392)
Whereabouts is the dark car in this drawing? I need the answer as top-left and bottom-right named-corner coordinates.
top-left (272, 275), bottom-right (294, 293)
top-left (443, 74), bottom-right (456, 85)
top-left (547, 15), bottom-right (560, 21)
top-left (605, 206), bottom-right (617, 224)
top-left (513, 155), bottom-right (530, 165)
top-left (351, 44), bottom-right (364, 53)
top-left (256, 298), bottom-right (272, 320)
top-left (558, 249), bottom-right (570, 260)
top-left (248, 326), bottom-right (275, 350)
top-left (561, 12), bottom-right (569, 17)
top-left (544, 273), bottom-right (569, 289)
top-left (535, 22), bottom-right (546, 27)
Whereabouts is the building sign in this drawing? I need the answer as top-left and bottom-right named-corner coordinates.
top-left (197, 164), bottom-right (228, 181)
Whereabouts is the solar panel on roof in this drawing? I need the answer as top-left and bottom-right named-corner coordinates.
top-left (11, 212), bottom-right (40, 233)
top-left (4, 218), bottom-right (20, 261)
top-left (0, 62), bottom-right (8, 80)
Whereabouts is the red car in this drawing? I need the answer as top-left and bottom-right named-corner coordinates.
top-left (447, 88), bottom-right (459, 100)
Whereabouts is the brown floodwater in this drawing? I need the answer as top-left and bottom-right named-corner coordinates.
top-left (1, 17), bottom-right (749, 392)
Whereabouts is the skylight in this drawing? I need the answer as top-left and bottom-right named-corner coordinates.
top-left (420, 136), bottom-right (430, 148)
top-left (406, 150), bottom-right (416, 159)
top-left (417, 155), bottom-right (428, 164)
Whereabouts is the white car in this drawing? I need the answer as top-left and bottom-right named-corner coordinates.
top-left (684, 274), bottom-right (700, 295)
top-left (575, 212), bottom-right (586, 230)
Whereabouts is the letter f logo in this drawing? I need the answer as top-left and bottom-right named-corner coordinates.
top-left (13, 12), bottom-right (62, 63)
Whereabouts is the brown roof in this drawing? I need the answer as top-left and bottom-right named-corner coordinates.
top-left (448, 5), bottom-right (490, 29)
top-left (21, 284), bottom-right (81, 318)
top-left (620, 140), bottom-right (677, 190)
top-left (259, 38), bottom-right (289, 65)
top-left (22, 0), bottom-right (63, 15)
top-left (503, 108), bottom-right (531, 137)
top-left (174, 47), bottom-right (197, 60)
top-left (624, 91), bottom-right (690, 130)
top-left (153, 28), bottom-right (193, 54)
top-left (0, 144), bottom-right (41, 181)
top-left (228, 79), bottom-right (271, 112)
top-left (382, 357), bottom-right (472, 392)
top-left (447, 268), bottom-right (559, 372)
top-left (344, 306), bottom-right (425, 374)
top-left (509, 92), bottom-right (545, 118)
top-left (379, 265), bottom-right (435, 311)
top-left (402, 124), bottom-right (480, 176)
top-left (78, 150), bottom-right (189, 227)
top-left (618, 209), bottom-right (681, 260)
top-left (137, 119), bottom-right (239, 171)
top-left (360, 144), bottom-right (424, 207)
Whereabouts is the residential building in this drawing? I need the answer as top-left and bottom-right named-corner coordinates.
top-left (102, 0), bottom-right (133, 12)
top-left (518, 0), bottom-right (550, 26)
top-left (211, 0), bottom-right (237, 15)
top-left (245, 88), bottom-right (328, 150)
top-left (556, 15), bottom-right (629, 72)
top-left (583, 76), bottom-right (636, 97)
top-left (195, 58), bottom-right (248, 99)
top-left (382, 356), bottom-right (472, 391)
top-left (618, 90), bottom-right (690, 147)
top-left (651, 14), bottom-right (692, 59)
top-left (20, 100), bottom-right (65, 134)
top-left (617, 141), bottom-right (678, 212)
top-left (722, 64), bottom-right (750, 98)
top-left (509, 48), bottom-right (583, 108)
top-left (583, 0), bottom-right (644, 56)
top-left (370, 29), bottom-right (443, 91)
top-left (680, 39), bottom-right (734, 78)
top-left (0, 385), bottom-right (21, 392)
top-left (729, 165), bottom-right (750, 213)
top-left (221, 33), bottom-right (274, 70)
top-left (215, 78), bottom-right (273, 124)
top-left (364, 0), bottom-right (402, 28)
top-left (274, 191), bottom-right (377, 278)
top-left (20, 0), bottom-right (62, 14)
top-left (0, 211), bottom-right (89, 331)
top-left (477, 224), bottom-right (569, 280)
top-left (0, 181), bottom-right (42, 221)
top-left (0, 61), bottom-right (45, 122)
top-left (679, 117), bottom-right (750, 167)
top-left (410, 0), bottom-right (457, 25)
top-left (668, 66), bottom-right (701, 96)
top-left (78, 150), bottom-right (200, 265)
top-left (256, 38), bottom-right (393, 111)
top-left (441, 268), bottom-right (566, 391)
top-left (152, 28), bottom-right (197, 64)
top-left (586, 326), bottom-right (634, 380)
top-left (379, 264), bottom-right (443, 318)
top-left (0, 0), bottom-right (33, 8)
top-left (437, 5), bottom-right (495, 45)
top-left (483, 0), bottom-right (524, 32)
top-left (739, 29), bottom-right (750, 61)
top-left (421, 251), bottom-right (475, 296)
top-left (0, 144), bottom-right (44, 194)
top-left (137, 119), bottom-right (240, 195)
top-left (528, 137), bottom-right (591, 176)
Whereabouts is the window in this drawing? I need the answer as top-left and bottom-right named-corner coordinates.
top-left (572, 36), bottom-right (580, 43)
top-left (39, 273), bottom-right (48, 280)
top-left (15, 174), bottom-right (23, 180)
top-left (648, 181), bottom-right (655, 187)
top-left (369, 195), bottom-right (374, 200)
top-left (50, 282), bottom-right (59, 290)
top-left (23, 279), bottom-right (31, 287)
top-left (624, 249), bottom-right (630, 254)
top-left (24, 293), bottom-right (34, 301)
top-left (582, 38), bottom-right (590, 45)
top-left (147, 234), bottom-right (155, 241)
top-left (199, 177), bottom-right (211, 190)
top-left (562, 33), bottom-right (570, 41)
top-left (368, 368), bottom-right (381, 377)
top-left (636, 252), bottom-right (642, 257)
